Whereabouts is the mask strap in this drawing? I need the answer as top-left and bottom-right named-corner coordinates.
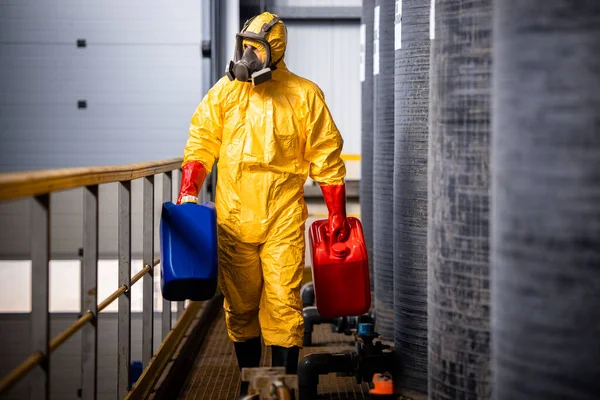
top-left (241, 16), bottom-right (258, 33)
top-left (271, 54), bottom-right (284, 70)
top-left (260, 16), bottom-right (280, 36)
top-left (260, 16), bottom-right (283, 68)
top-left (239, 15), bottom-right (284, 70)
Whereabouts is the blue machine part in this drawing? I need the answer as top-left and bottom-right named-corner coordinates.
top-left (357, 323), bottom-right (375, 337)
top-left (160, 201), bottom-right (218, 301)
top-left (129, 361), bottom-right (143, 389)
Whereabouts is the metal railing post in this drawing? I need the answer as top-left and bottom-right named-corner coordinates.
top-left (118, 181), bottom-right (132, 398)
top-left (81, 186), bottom-right (99, 400)
top-left (162, 172), bottom-right (172, 339)
top-left (173, 170), bottom-right (185, 319)
top-left (142, 177), bottom-right (154, 367)
top-left (30, 194), bottom-right (50, 400)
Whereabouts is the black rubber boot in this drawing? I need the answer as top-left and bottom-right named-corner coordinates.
top-left (234, 337), bottom-right (262, 396)
top-left (271, 345), bottom-right (300, 375)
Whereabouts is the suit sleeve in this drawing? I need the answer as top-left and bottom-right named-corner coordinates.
top-left (182, 81), bottom-right (225, 173)
top-left (304, 88), bottom-right (346, 186)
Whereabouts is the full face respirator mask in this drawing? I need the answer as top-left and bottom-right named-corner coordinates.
top-left (226, 15), bottom-right (284, 86)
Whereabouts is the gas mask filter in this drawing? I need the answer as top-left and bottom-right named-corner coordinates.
top-left (231, 47), bottom-right (269, 83)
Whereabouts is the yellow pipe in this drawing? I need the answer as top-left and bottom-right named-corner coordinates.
top-left (341, 154), bottom-right (361, 161)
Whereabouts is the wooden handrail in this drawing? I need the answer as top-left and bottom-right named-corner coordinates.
top-left (0, 158), bottom-right (183, 201)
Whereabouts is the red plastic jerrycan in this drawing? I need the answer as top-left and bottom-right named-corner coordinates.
top-left (308, 217), bottom-right (371, 318)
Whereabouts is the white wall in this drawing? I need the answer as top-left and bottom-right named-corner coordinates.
top-left (0, 0), bottom-right (204, 172)
top-left (285, 20), bottom-right (362, 179)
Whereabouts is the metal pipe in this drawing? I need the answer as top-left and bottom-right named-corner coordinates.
top-left (100, 260), bottom-right (157, 312)
top-left (298, 353), bottom-right (356, 400)
top-left (360, 0), bottom-right (375, 295)
top-left (302, 306), bottom-right (334, 347)
top-left (0, 353), bottom-right (44, 394)
top-left (300, 282), bottom-right (315, 308)
top-left (131, 265), bottom-right (152, 286)
top-left (392, 0), bottom-right (430, 393)
top-left (3, 311), bottom-right (99, 393)
top-left (372, 0), bottom-right (396, 341)
top-left (428, 0), bottom-right (492, 397)
top-left (492, 1), bottom-right (600, 398)
top-left (50, 312), bottom-right (94, 352)
top-left (98, 286), bottom-right (125, 312)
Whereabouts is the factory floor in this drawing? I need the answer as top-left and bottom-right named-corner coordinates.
top-left (178, 308), bottom-right (372, 400)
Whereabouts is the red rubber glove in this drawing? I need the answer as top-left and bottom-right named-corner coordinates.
top-left (176, 161), bottom-right (207, 204)
top-left (320, 184), bottom-right (350, 243)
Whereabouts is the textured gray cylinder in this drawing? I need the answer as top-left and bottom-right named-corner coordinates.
top-left (428, 0), bottom-right (492, 398)
top-left (373, 0), bottom-right (396, 340)
top-left (492, 2), bottom-right (600, 399)
top-left (393, 0), bottom-right (429, 394)
top-left (360, 0), bottom-right (375, 293)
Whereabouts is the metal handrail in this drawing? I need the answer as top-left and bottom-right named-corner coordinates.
top-left (0, 157), bottom-right (195, 399)
top-left (0, 259), bottom-right (160, 394)
top-left (96, 263), bottom-right (155, 314)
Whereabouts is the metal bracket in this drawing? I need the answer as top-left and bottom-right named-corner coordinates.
top-left (242, 367), bottom-right (299, 399)
top-left (201, 40), bottom-right (211, 58)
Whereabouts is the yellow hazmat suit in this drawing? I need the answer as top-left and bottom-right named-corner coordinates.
top-left (181, 12), bottom-right (346, 348)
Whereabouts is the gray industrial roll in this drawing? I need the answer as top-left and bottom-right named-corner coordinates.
top-left (428, 0), bottom-right (492, 398)
top-left (360, 0), bottom-right (375, 293)
top-left (393, 0), bottom-right (429, 394)
top-left (492, 2), bottom-right (600, 399)
top-left (373, 0), bottom-right (396, 340)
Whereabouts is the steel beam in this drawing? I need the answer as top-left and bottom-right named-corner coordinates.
top-left (81, 186), bottom-right (99, 400)
top-left (270, 6), bottom-right (361, 20)
top-left (142, 177), bottom-right (154, 367)
top-left (117, 181), bottom-right (132, 398)
top-left (162, 172), bottom-right (172, 340)
top-left (30, 194), bottom-right (50, 400)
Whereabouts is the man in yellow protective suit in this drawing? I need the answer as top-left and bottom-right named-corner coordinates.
top-left (176, 11), bottom-right (349, 394)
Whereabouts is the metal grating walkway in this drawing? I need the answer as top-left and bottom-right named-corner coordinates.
top-left (178, 309), bottom-right (371, 400)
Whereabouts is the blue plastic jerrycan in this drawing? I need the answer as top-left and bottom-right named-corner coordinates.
top-left (160, 201), bottom-right (218, 301)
